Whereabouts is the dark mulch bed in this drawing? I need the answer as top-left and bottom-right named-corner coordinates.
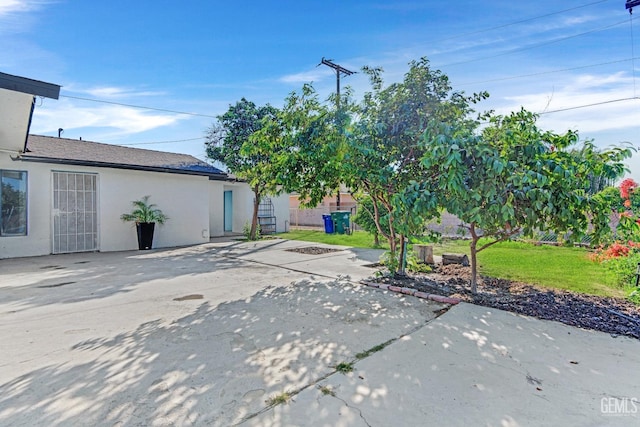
top-left (285, 246), bottom-right (343, 255)
top-left (375, 264), bottom-right (640, 340)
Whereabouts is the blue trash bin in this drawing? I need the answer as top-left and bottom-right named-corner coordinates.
top-left (322, 214), bottom-right (335, 234)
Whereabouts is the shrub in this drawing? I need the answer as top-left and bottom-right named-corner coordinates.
top-left (406, 254), bottom-right (432, 273)
top-left (602, 252), bottom-right (640, 287)
top-left (120, 195), bottom-right (168, 224)
top-left (242, 221), bottom-right (261, 241)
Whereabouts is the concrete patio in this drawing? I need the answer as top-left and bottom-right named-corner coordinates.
top-left (0, 238), bottom-right (638, 426)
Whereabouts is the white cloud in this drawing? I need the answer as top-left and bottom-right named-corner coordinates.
top-left (564, 72), bottom-right (629, 91)
top-left (29, 98), bottom-right (186, 136)
top-left (0, 0), bottom-right (51, 18)
top-left (518, 13), bottom-right (601, 35)
top-left (0, 0), bottom-right (50, 35)
top-left (538, 99), bottom-right (640, 134)
top-left (77, 86), bottom-right (165, 99)
top-left (0, 0), bottom-right (34, 15)
top-left (279, 68), bottom-right (333, 84)
top-left (561, 14), bottom-right (597, 27)
top-left (493, 72), bottom-right (640, 136)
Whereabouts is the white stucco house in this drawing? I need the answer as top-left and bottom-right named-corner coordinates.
top-left (0, 72), bottom-right (288, 259)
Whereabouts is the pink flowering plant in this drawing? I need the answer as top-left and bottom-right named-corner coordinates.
top-left (591, 178), bottom-right (640, 261)
top-left (616, 178), bottom-right (640, 242)
top-left (591, 178), bottom-right (640, 302)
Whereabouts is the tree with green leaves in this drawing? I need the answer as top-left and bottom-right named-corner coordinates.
top-left (252, 84), bottom-right (347, 209)
top-left (344, 57), bottom-right (487, 275)
top-left (421, 108), bottom-right (632, 292)
top-left (352, 196), bottom-right (390, 247)
top-left (205, 98), bottom-right (279, 240)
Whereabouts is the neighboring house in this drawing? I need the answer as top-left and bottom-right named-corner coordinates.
top-left (0, 72), bottom-right (288, 259)
top-left (289, 191), bottom-right (357, 228)
top-left (290, 190), bottom-right (468, 237)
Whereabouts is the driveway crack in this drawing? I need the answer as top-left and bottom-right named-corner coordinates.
top-left (327, 393), bottom-right (372, 427)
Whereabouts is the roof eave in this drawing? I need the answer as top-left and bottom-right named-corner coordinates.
top-left (16, 155), bottom-right (229, 179)
top-left (0, 72), bottom-right (60, 99)
top-left (209, 174), bottom-right (245, 182)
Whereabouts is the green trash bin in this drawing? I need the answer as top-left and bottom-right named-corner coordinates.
top-left (331, 211), bottom-right (351, 235)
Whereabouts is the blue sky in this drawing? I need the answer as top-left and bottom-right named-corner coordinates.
top-left (2, 0), bottom-right (640, 179)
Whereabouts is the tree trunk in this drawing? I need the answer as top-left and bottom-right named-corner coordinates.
top-left (251, 189), bottom-right (261, 241)
top-left (374, 232), bottom-right (380, 247)
top-left (397, 235), bottom-right (407, 276)
top-left (469, 223), bottom-right (479, 294)
top-left (369, 193), bottom-right (390, 245)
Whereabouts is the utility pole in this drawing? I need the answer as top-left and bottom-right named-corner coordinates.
top-left (319, 58), bottom-right (355, 210)
top-left (626, 0), bottom-right (640, 96)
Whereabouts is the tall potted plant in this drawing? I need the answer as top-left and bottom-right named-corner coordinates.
top-left (120, 195), bottom-right (168, 250)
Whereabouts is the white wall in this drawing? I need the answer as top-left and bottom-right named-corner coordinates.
top-left (0, 156), bottom-right (212, 258)
top-left (222, 182), bottom-right (253, 233)
top-left (208, 181), bottom-right (224, 237)
top-left (100, 168), bottom-right (210, 251)
top-left (214, 182), bottom-right (290, 235)
top-left (0, 155), bottom-right (293, 258)
top-left (271, 193), bottom-right (290, 232)
top-left (0, 154), bottom-right (52, 258)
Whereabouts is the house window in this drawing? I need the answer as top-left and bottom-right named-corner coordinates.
top-left (0, 170), bottom-right (28, 236)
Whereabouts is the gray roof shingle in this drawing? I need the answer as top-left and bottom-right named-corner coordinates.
top-left (21, 135), bottom-right (227, 178)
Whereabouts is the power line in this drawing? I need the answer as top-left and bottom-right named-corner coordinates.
top-left (457, 57), bottom-right (640, 86)
top-left (432, 0), bottom-right (615, 44)
top-left (439, 17), bottom-right (632, 68)
top-left (53, 4), bottom-right (632, 125)
top-left (54, 3), bottom-right (636, 130)
top-left (119, 137), bottom-right (205, 146)
top-left (538, 96), bottom-right (639, 114)
top-left (60, 94), bottom-right (217, 119)
top-left (630, 10), bottom-right (638, 96)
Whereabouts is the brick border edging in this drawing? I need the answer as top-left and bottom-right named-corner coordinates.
top-left (360, 281), bottom-right (461, 305)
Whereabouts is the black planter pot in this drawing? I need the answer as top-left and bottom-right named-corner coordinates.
top-left (136, 222), bottom-right (156, 250)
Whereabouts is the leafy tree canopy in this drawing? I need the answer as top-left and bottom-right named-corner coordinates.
top-left (253, 84), bottom-right (347, 208)
top-left (205, 98), bottom-right (278, 174)
top-left (344, 57), bottom-right (488, 274)
top-left (421, 108), bottom-right (633, 291)
top-left (205, 98), bottom-right (280, 240)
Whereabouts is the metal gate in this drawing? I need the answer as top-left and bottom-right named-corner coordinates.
top-left (52, 172), bottom-right (98, 254)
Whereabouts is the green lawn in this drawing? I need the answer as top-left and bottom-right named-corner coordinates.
top-left (441, 240), bottom-right (620, 298)
top-left (278, 230), bottom-right (389, 249)
top-left (277, 230), bottom-right (624, 298)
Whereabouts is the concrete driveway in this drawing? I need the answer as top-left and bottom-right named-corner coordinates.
top-left (0, 238), bottom-right (638, 426)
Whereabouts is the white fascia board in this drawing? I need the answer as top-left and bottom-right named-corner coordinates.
top-left (0, 88), bottom-right (34, 153)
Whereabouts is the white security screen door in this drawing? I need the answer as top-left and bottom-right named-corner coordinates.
top-left (52, 172), bottom-right (98, 254)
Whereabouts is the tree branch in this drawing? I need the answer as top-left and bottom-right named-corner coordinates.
top-left (369, 192), bottom-right (391, 242)
top-left (476, 228), bottom-right (521, 253)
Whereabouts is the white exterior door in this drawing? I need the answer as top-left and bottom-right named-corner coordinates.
top-left (52, 172), bottom-right (98, 254)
